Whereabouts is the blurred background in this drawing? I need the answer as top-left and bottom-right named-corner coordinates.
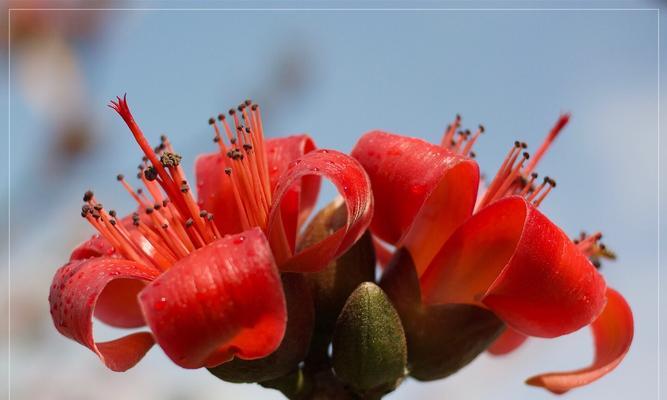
top-left (1, 1), bottom-right (662, 399)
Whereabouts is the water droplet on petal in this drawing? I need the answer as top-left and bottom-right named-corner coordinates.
top-left (154, 297), bottom-right (167, 311)
top-left (410, 184), bottom-right (426, 196)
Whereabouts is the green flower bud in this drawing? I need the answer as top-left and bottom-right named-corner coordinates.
top-left (380, 249), bottom-right (505, 381)
top-left (208, 273), bottom-right (314, 383)
top-left (332, 282), bottom-right (407, 394)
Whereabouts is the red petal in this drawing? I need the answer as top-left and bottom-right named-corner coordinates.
top-left (268, 149), bottom-right (373, 272)
top-left (95, 279), bottom-right (148, 328)
top-left (195, 152), bottom-right (244, 235)
top-left (265, 135), bottom-right (320, 251)
top-left (48, 257), bottom-right (159, 371)
top-left (351, 131), bottom-right (478, 275)
top-left (526, 288), bottom-right (633, 394)
top-left (420, 196), bottom-right (607, 338)
top-left (70, 235), bottom-right (116, 261)
top-left (138, 228), bottom-right (287, 369)
top-left (487, 327), bottom-right (528, 356)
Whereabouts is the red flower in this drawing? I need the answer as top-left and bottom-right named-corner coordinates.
top-left (351, 115), bottom-right (633, 394)
top-left (49, 96), bottom-right (373, 371)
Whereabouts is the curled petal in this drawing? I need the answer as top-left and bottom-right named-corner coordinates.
top-left (195, 152), bottom-right (244, 235)
top-left (487, 327), bottom-right (528, 356)
top-left (95, 279), bottom-right (148, 328)
top-left (268, 149), bottom-right (373, 272)
top-left (421, 196), bottom-right (607, 338)
top-left (265, 135), bottom-right (320, 251)
top-left (352, 131), bottom-right (478, 274)
top-left (48, 258), bottom-right (159, 371)
top-left (526, 288), bottom-right (633, 394)
top-left (138, 228), bottom-right (287, 369)
top-left (70, 235), bottom-right (116, 261)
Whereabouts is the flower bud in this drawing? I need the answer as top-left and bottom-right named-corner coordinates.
top-left (208, 273), bottom-right (314, 383)
top-left (332, 282), bottom-right (407, 394)
top-left (298, 199), bottom-right (376, 332)
top-left (380, 249), bottom-right (505, 381)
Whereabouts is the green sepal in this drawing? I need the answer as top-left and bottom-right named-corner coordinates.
top-left (298, 200), bottom-right (377, 333)
top-left (380, 248), bottom-right (505, 381)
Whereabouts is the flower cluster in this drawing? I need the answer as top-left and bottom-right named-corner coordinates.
top-left (49, 96), bottom-right (632, 398)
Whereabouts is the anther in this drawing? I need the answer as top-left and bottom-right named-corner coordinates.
top-left (144, 166), bottom-right (158, 181)
top-left (523, 152), bottom-right (530, 159)
top-left (160, 152), bottom-right (182, 167)
top-left (208, 117), bottom-right (215, 125)
top-left (244, 99), bottom-right (252, 106)
top-left (199, 210), bottom-right (208, 218)
top-left (83, 190), bottom-right (94, 202)
top-left (154, 203), bottom-right (162, 210)
top-left (479, 124), bottom-right (485, 133)
top-left (514, 141), bottom-right (520, 148)
top-left (137, 188), bottom-right (143, 195)
top-left (81, 204), bottom-right (91, 213)
top-left (229, 109), bottom-right (236, 115)
top-left (109, 219), bottom-right (117, 226)
top-left (520, 142), bottom-right (527, 149)
top-left (116, 174), bottom-right (124, 181)
top-left (251, 104), bottom-right (258, 111)
top-left (243, 144), bottom-right (253, 151)
top-left (224, 167), bottom-right (232, 175)
top-left (161, 223), bottom-right (168, 229)
top-left (93, 204), bottom-right (103, 211)
top-left (145, 207), bottom-right (154, 215)
top-left (185, 218), bottom-right (194, 227)
top-left (109, 210), bottom-right (117, 217)
top-left (218, 114), bottom-right (225, 121)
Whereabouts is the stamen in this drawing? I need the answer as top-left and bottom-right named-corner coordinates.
top-left (441, 114), bottom-right (461, 148)
top-left (461, 124), bottom-right (484, 157)
top-left (524, 113), bottom-right (570, 175)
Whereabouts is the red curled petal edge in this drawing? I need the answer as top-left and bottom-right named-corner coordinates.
top-left (70, 217), bottom-right (157, 328)
top-left (264, 135), bottom-right (320, 251)
top-left (138, 228), bottom-right (287, 369)
top-left (267, 149), bottom-right (374, 272)
top-left (351, 131), bottom-right (479, 275)
top-left (487, 327), bottom-right (529, 356)
top-left (420, 196), bottom-right (607, 338)
top-left (526, 288), bottom-right (633, 394)
top-left (48, 257), bottom-right (159, 371)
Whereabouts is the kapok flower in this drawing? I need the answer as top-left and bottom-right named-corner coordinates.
top-left (351, 115), bottom-right (633, 394)
top-left (49, 95), bottom-right (373, 372)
